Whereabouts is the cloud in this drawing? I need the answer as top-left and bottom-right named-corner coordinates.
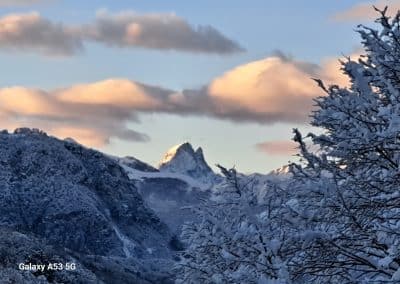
top-left (203, 55), bottom-right (322, 123)
top-left (255, 139), bottom-right (320, 156)
top-left (0, 10), bottom-right (242, 56)
top-left (0, 0), bottom-right (51, 7)
top-left (0, 87), bottom-right (59, 116)
top-left (0, 52), bottom-right (353, 147)
top-left (175, 52), bottom-right (356, 124)
top-left (255, 140), bottom-right (298, 156)
top-left (57, 79), bottom-right (165, 109)
top-left (83, 10), bottom-right (244, 54)
top-left (0, 12), bottom-right (82, 56)
top-left (333, 0), bottom-right (400, 21)
top-left (178, 53), bottom-right (351, 124)
top-left (51, 127), bottom-right (113, 147)
top-left (0, 80), bottom-right (160, 146)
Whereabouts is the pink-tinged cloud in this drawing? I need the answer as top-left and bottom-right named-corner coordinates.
top-left (255, 140), bottom-right (298, 156)
top-left (0, 87), bottom-right (59, 116)
top-left (0, 52), bottom-right (355, 147)
top-left (333, 0), bottom-right (400, 22)
top-left (182, 52), bottom-right (354, 123)
top-left (319, 51), bottom-right (361, 88)
top-left (51, 126), bottom-right (114, 147)
top-left (205, 56), bottom-right (322, 123)
top-left (0, 80), bottom-right (160, 146)
top-left (57, 79), bottom-right (163, 108)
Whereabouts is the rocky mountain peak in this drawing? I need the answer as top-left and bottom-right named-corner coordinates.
top-left (158, 142), bottom-right (214, 180)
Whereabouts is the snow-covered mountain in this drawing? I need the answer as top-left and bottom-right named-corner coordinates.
top-left (113, 142), bottom-right (224, 234)
top-left (270, 164), bottom-right (291, 175)
top-left (158, 142), bottom-right (216, 183)
top-left (116, 142), bottom-right (291, 234)
top-left (0, 128), bottom-right (177, 283)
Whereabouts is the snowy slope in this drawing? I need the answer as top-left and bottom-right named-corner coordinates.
top-left (121, 164), bottom-right (211, 191)
top-left (118, 156), bottom-right (158, 172)
top-left (119, 159), bottom-right (213, 233)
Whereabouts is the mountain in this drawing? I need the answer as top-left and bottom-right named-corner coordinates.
top-left (0, 128), bottom-right (177, 283)
top-left (158, 142), bottom-right (216, 183)
top-left (116, 142), bottom-right (292, 236)
top-left (269, 164), bottom-right (291, 176)
top-left (0, 128), bottom-right (293, 283)
top-left (117, 142), bottom-right (222, 234)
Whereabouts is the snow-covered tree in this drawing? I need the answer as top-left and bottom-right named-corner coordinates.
top-left (176, 165), bottom-right (290, 284)
top-left (178, 6), bottom-right (400, 283)
top-left (288, 7), bottom-right (400, 282)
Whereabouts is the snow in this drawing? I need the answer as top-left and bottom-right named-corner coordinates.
top-left (104, 208), bottom-right (136, 258)
top-left (177, 11), bottom-right (400, 282)
top-left (121, 163), bottom-right (212, 191)
top-left (159, 142), bottom-right (190, 166)
top-left (158, 142), bottom-right (217, 183)
top-left (392, 268), bottom-right (400, 281)
top-left (111, 223), bottom-right (136, 258)
top-left (378, 256), bottom-right (393, 268)
top-left (118, 158), bottom-right (215, 234)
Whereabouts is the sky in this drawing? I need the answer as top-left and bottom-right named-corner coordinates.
top-left (0, 0), bottom-right (396, 173)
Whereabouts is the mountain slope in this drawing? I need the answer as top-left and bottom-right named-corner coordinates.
top-left (0, 128), bottom-right (176, 283)
top-left (118, 156), bottom-right (159, 173)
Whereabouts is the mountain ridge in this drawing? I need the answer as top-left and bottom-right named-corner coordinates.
top-left (0, 128), bottom-right (176, 283)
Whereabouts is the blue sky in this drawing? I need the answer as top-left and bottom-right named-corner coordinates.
top-left (0, 0), bottom-right (390, 173)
